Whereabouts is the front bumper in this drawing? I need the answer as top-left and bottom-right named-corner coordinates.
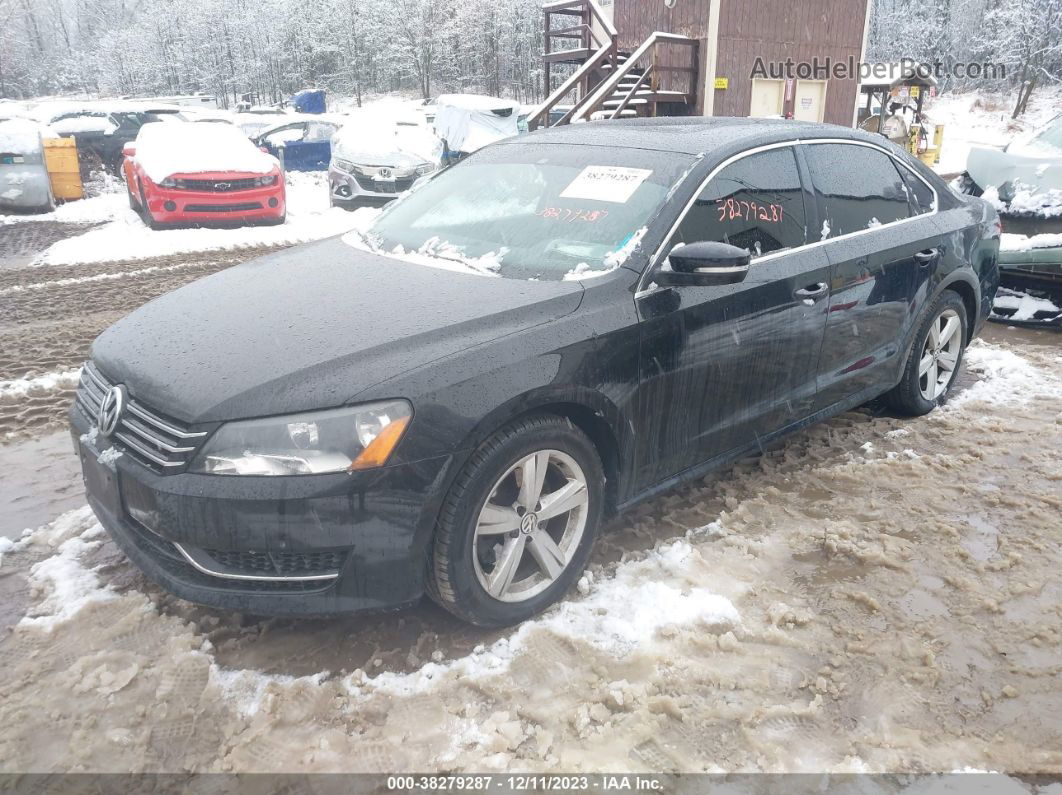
top-left (328, 165), bottom-right (418, 207)
top-left (71, 404), bottom-right (454, 616)
top-left (144, 183), bottom-right (286, 225)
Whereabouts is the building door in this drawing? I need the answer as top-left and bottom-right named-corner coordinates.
top-left (793, 80), bottom-right (828, 122)
top-left (750, 79), bottom-right (785, 118)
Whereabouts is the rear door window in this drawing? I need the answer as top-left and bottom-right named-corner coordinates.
top-left (671, 147), bottom-right (808, 259)
top-left (805, 143), bottom-right (911, 239)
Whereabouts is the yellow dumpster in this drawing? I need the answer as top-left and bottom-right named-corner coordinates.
top-left (42, 137), bottom-right (83, 202)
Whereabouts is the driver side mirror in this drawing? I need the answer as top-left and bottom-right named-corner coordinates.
top-left (654, 241), bottom-right (751, 287)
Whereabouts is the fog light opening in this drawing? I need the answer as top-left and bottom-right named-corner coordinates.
top-left (163, 200), bottom-right (177, 212)
top-left (268, 197), bottom-right (279, 208)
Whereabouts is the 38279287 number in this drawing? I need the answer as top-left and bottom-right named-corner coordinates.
top-left (716, 197), bottom-right (784, 224)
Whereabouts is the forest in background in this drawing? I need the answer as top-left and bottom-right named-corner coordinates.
top-left (1, 0), bottom-right (1060, 114)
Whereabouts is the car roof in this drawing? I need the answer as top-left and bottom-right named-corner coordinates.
top-left (517, 117), bottom-right (884, 156)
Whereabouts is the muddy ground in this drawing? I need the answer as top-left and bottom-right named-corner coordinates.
top-left (0, 221), bottom-right (1059, 775)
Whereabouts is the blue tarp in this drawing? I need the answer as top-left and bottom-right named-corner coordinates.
top-left (291, 89), bottom-right (326, 114)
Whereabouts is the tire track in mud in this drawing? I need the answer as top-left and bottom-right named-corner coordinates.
top-left (0, 335), bottom-right (1059, 774)
top-left (0, 246), bottom-right (288, 439)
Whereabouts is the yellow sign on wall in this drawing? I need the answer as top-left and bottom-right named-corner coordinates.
top-left (714, 77), bottom-right (729, 90)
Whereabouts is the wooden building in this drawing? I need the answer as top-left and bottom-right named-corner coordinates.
top-left (531, 0), bottom-right (873, 130)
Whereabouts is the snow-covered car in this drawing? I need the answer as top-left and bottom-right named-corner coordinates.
top-left (961, 113), bottom-right (1062, 215)
top-left (0, 118), bottom-right (55, 212)
top-left (37, 104), bottom-right (184, 174)
top-left (328, 120), bottom-right (439, 207)
top-left (432, 94), bottom-right (522, 164)
top-left (122, 121), bottom-right (285, 229)
top-left (253, 117), bottom-right (342, 171)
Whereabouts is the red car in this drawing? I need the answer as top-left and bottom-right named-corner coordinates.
top-left (123, 121), bottom-right (285, 228)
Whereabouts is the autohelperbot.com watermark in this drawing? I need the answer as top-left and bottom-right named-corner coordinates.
top-left (750, 57), bottom-right (1006, 82)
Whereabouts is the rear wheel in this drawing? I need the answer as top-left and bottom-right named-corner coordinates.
top-left (427, 414), bottom-right (603, 627)
top-left (884, 291), bottom-right (967, 416)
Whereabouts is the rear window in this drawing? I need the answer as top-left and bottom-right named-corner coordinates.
top-left (670, 146), bottom-right (808, 258)
top-left (805, 143), bottom-right (911, 239)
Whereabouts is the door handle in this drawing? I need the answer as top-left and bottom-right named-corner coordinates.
top-left (914, 248), bottom-right (939, 265)
top-left (795, 282), bottom-right (829, 299)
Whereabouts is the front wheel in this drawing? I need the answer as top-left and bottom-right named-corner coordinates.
top-left (427, 414), bottom-right (603, 627)
top-left (884, 291), bottom-right (967, 416)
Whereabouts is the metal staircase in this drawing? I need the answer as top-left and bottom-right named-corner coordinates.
top-left (527, 0), bottom-right (700, 130)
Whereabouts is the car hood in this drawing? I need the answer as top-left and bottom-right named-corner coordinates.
top-left (91, 237), bottom-right (584, 423)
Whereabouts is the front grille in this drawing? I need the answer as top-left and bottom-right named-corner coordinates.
top-left (178, 177), bottom-right (259, 192)
top-left (352, 175), bottom-right (414, 194)
top-left (184, 202), bottom-right (263, 213)
top-left (202, 548), bottom-right (346, 577)
top-left (75, 362), bottom-right (207, 473)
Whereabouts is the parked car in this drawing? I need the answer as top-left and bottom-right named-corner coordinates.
top-left (253, 117), bottom-right (342, 171)
top-left (961, 112), bottom-right (1062, 207)
top-left (123, 121), bottom-right (285, 228)
top-left (961, 114), bottom-right (1062, 306)
top-left (43, 105), bottom-right (184, 174)
top-left (328, 120), bottom-right (439, 207)
top-left (73, 118), bottom-right (998, 626)
top-left (0, 118), bottom-right (55, 212)
top-left (433, 93), bottom-right (522, 164)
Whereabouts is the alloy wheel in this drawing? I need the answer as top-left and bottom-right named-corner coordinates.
top-left (918, 308), bottom-right (962, 401)
top-left (472, 449), bottom-right (589, 603)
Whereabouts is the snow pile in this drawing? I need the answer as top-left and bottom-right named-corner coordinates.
top-left (134, 121), bottom-right (278, 183)
top-left (35, 173), bottom-right (379, 265)
top-left (946, 341), bottom-right (1060, 409)
top-left (1000, 233), bottom-right (1062, 252)
top-left (984, 185), bottom-right (1062, 219)
top-left (0, 367), bottom-right (81, 399)
top-left (992, 287), bottom-right (1061, 322)
top-left (341, 538), bottom-right (739, 700)
top-left (19, 507), bottom-right (116, 631)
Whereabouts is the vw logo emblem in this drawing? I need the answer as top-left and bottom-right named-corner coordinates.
top-left (520, 512), bottom-right (538, 535)
top-left (378, 168), bottom-right (392, 179)
top-left (97, 385), bottom-right (126, 438)
top-left (214, 182), bottom-right (230, 190)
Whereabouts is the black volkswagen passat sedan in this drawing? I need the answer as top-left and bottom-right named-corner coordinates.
top-left (72, 118), bottom-right (1000, 626)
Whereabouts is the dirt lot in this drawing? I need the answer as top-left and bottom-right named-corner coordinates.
top-left (0, 222), bottom-right (1059, 774)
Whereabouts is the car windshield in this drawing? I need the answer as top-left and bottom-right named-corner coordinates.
top-left (1031, 116), bottom-right (1062, 152)
top-left (362, 143), bottom-right (694, 280)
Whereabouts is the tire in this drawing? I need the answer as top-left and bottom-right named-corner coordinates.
top-left (426, 413), bottom-right (604, 627)
top-left (884, 291), bottom-right (968, 416)
top-left (127, 186), bottom-right (138, 210)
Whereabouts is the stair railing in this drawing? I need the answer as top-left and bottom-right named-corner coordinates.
top-left (569, 31), bottom-right (698, 124)
top-left (528, 0), bottom-right (618, 131)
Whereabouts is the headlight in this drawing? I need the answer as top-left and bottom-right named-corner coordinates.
top-left (190, 400), bottom-right (412, 476)
top-left (415, 163), bottom-right (436, 176)
top-left (333, 158), bottom-right (356, 173)
top-left (254, 174), bottom-right (277, 186)
top-left (159, 176), bottom-right (178, 188)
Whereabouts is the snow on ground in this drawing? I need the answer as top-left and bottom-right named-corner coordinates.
top-left (31, 173), bottom-right (377, 266)
top-left (0, 367), bottom-right (81, 400)
top-left (924, 86), bottom-right (1062, 176)
top-left (2, 335), bottom-right (1059, 774)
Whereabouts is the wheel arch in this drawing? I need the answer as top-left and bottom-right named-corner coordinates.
top-left (458, 387), bottom-right (634, 516)
top-left (937, 272), bottom-right (979, 345)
